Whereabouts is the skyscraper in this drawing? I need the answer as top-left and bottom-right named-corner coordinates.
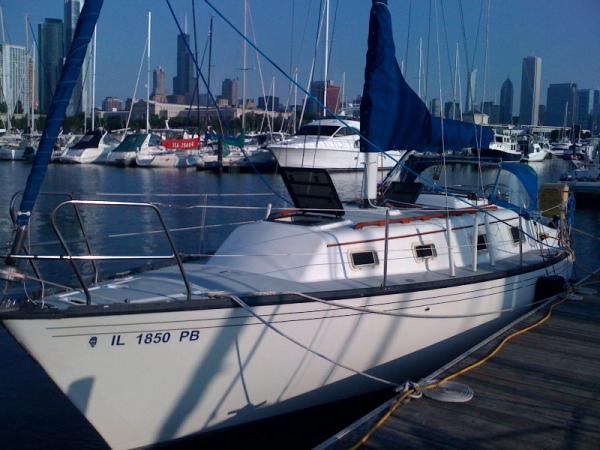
top-left (429, 98), bottom-right (442, 117)
top-left (173, 33), bottom-right (196, 102)
top-left (38, 18), bottom-right (64, 114)
top-left (546, 83), bottom-right (578, 127)
top-left (221, 78), bottom-right (238, 107)
top-left (308, 81), bottom-right (340, 116)
top-left (499, 77), bottom-right (513, 125)
top-left (444, 101), bottom-right (461, 120)
top-left (519, 56), bottom-right (542, 125)
top-left (64, 0), bottom-right (86, 116)
top-left (0, 44), bottom-right (29, 117)
top-left (577, 89), bottom-right (598, 130)
top-left (465, 69), bottom-right (477, 113)
top-left (152, 66), bottom-right (167, 96)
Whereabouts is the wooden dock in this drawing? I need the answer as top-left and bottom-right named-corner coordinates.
top-left (319, 275), bottom-right (600, 450)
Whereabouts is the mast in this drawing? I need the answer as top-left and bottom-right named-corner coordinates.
top-left (341, 71), bottom-right (346, 112)
top-left (453, 43), bottom-right (459, 119)
top-left (293, 67), bottom-right (298, 134)
top-left (146, 12), bottom-right (151, 131)
top-left (91, 26), bottom-right (97, 130)
top-left (206, 16), bottom-right (213, 127)
top-left (323, 0), bottom-right (330, 117)
top-left (241, 0), bottom-right (247, 130)
top-left (418, 37), bottom-right (422, 99)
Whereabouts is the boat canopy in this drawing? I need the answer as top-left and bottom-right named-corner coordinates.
top-left (70, 130), bottom-right (103, 150)
top-left (360, 0), bottom-right (492, 153)
top-left (112, 133), bottom-right (148, 153)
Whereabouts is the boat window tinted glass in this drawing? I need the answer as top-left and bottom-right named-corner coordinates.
top-left (477, 234), bottom-right (487, 251)
top-left (414, 244), bottom-right (437, 260)
top-left (335, 127), bottom-right (359, 137)
top-left (350, 251), bottom-right (378, 267)
top-left (149, 134), bottom-right (162, 146)
top-left (114, 134), bottom-right (146, 152)
top-left (510, 226), bottom-right (522, 243)
top-left (296, 125), bottom-right (340, 136)
top-left (71, 132), bottom-right (102, 149)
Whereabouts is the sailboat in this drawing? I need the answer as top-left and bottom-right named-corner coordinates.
top-left (0, 1), bottom-right (573, 449)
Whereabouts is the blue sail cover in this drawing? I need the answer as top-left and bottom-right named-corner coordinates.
top-left (360, 0), bottom-right (493, 153)
top-left (15, 0), bottom-right (103, 227)
top-left (360, 0), bottom-right (430, 152)
top-left (429, 117), bottom-right (493, 151)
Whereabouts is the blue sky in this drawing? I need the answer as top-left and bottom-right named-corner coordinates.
top-left (3, 0), bottom-right (600, 111)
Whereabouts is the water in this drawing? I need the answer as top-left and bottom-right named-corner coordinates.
top-left (0, 159), bottom-right (598, 449)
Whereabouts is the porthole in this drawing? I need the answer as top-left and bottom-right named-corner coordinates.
top-left (349, 251), bottom-right (379, 268)
top-left (413, 243), bottom-right (437, 260)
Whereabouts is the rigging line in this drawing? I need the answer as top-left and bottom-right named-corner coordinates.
top-left (299, 0), bottom-right (325, 127)
top-left (457, 0), bottom-right (471, 73)
top-left (470, 0), bottom-right (485, 73)
top-left (326, 0), bottom-right (340, 71)
top-left (225, 294), bottom-right (400, 388)
top-left (125, 36), bottom-right (148, 131)
top-left (403, 0), bottom-right (412, 75)
top-left (477, 0), bottom-right (491, 195)
top-left (248, 4), bottom-right (273, 133)
top-left (424, 0), bottom-right (432, 103)
top-left (440, 1), bottom-right (455, 100)
top-left (192, 0), bottom-right (201, 129)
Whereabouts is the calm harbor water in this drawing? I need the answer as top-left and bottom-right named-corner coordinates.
top-left (0, 158), bottom-right (598, 449)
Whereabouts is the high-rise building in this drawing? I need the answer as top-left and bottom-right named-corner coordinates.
top-left (64, 0), bottom-right (87, 116)
top-left (221, 78), bottom-right (238, 107)
top-left (258, 96), bottom-right (280, 111)
top-left (593, 91), bottom-right (600, 134)
top-left (519, 56), bottom-right (542, 125)
top-left (546, 83), bottom-right (578, 127)
top-left (499, 78), bottom-right (513, 124)
top-left (577, 89), bottom-right (598, 130)
top-left (152, 66), bottom-right (167, 96)
top-left (465, 69), bottom-right (477, 113)
top-left (173, 33), bottom-right (196, 102)
top-left (102, 96), bottom-right (122, 111)
top-left (429, 98), bottom-right (442, 117)
top-left (482, 101), bottom-right (501, 124)
top-left (38, 18), bottom-right (64, 114)
top-left (0, 44), bottom-right (29, 117)
top-left (309, 81), bottom-right (340, 116)
top-left (444, 101), bottom-right (461, 120)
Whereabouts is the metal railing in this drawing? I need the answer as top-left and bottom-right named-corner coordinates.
top-left (47, 199), bottom-right (193, 305)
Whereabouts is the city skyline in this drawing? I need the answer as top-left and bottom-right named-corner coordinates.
top-left (2, 1), bottom-right (599, 116)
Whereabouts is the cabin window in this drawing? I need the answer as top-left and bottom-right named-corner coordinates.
top-left (510, 226), bottom-right (522, 243)
top-left (296, 125), bottom-right (340, 136)
top-left (349, 251), bottom-right (379, 268)
top-left (477, 234), bottom-right (488, 252)
top-left (413, 243), bottom-right (437, 260)
top-left (495, 136), bottom-right (502, 143)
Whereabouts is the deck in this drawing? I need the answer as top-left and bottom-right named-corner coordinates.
top-left (318, 272), bottom-right (600, 450)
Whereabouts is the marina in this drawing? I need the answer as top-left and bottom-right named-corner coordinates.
top-left (0, 0), bottom-right (599, 449)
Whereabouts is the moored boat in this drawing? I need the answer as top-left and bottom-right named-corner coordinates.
top-left (0, 1), bottom-right (574, 449)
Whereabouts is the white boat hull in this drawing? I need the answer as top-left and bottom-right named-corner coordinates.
top-left (136, 151), bottom-right (202, 168)
top-left (0, 147), bottom-right (25, 160)
top-left (3, 257), bottom-right (570, 449)
top-left (59, 147), bottom-right (113, 164)
top-left (269, 145), bottom-right (404, 171)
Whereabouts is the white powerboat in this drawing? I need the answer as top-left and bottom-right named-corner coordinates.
top-left (473, 130), bottom-right (521, 161)
top-left (0, 133), bottom-right (26, 160)
top-left (268, 119), bottom-right (404, 171)
top-left (106, 132), bottom-right (162, 166)
top-left (59, 129), bottom-right (120, 164)
top-left (520, 136), bottom-right (548, 162)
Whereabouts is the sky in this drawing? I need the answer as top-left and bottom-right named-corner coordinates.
top-left (2, 0), bottom-right (600, 112)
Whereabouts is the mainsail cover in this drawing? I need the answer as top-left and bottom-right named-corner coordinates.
top-left (360, 0), bottom-right (493, 153)
top-left (15, 0), bottom-right (103, 228)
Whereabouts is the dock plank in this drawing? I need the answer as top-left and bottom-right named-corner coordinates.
top-left (322, 279), bottom-right (600, 450)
